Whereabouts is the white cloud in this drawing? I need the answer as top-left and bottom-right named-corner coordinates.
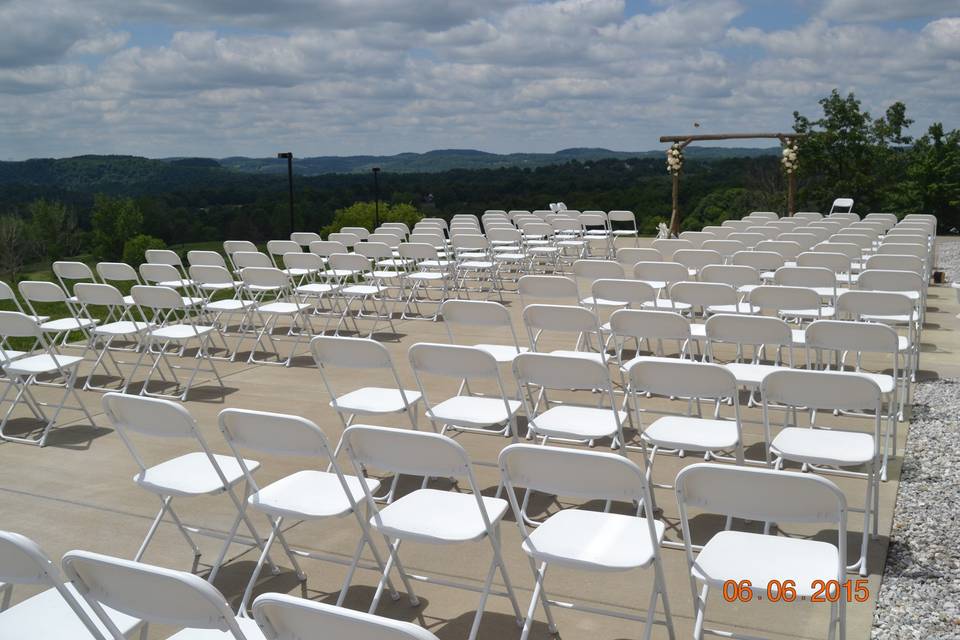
top-left (819, 0), bottom-right (959, 22)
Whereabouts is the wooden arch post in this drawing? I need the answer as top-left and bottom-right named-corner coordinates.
top-left (658, 132), bottom-right (804, 237)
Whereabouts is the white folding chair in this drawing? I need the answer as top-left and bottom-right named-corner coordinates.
top-left (499, 444), bottom-right (674, 640)
top-left (610, 308), bottom-right (694, 364)
top-left (626, 359), bottom-right (744, 506)
top-left (750, 284), bottom-right (832, 325)
top-left (514, 352), bottom-right (627, 448)
top-left (572, 259), bottom-right (624, 309)
top-left (218, 409), bottom-right (393, 612)
top-left (95, 263), bottom-right (141, 307)
top-left (669, 281), bottom-right (757, 317)
top-left (704, 313), bottom-right (796, 405)
top-left (608, 210), bottom-right (639, 245)
top-left (451, 235), bottom-right (499, 300)
top-left (101, 393), bottom-right (272, 584)
top-left (18, 281), bottom-right (99, 350)
top-left (145, 249), bottom-right (192, 282)
top-left (290, 231), bottom-right (322, 248)
top-left (699, 264), bottom-right (760, 296)
top-left (340, 425), bottom-right (523, 640)
top-left (0, 531), bottom-right (145, 640)
top-left (440, 299), bottom-right (528, 365)
top-left (616, 247), bottom-right (662, 270)
top-left (673, 249), bottom-right (723, 278)
top-left (0, 280), bottom-right (48, 323)
top-left (0, 311), bottom-right (94, 446)
top-left (126, 285), bottom-right (224, 401)
top-left (676, 464), bottom-right (849, 640)
top-left (517, 274), bottom-right (578, 308)
top-left (408, 342), bottom-right (521, 440)
top-left (187, 250), bottom-right (228, 268)
top-left (224, 241), bottom-right (258, 273)
top-left (52, 261), bottom-right (98, 303)
top-left (761, 367), bottom-right (882, 576)
top-left (523, 304), bottom-right (607, 364)
top-left (253, 592), bottom-right (439, 640)
top-left (62, 550), bottom-right (264, 639)
top-left (75, 283), bottom-right (151, 392)
top-left (652, 238), bottom-right (694, 261)
top-left (236, 267), bottom-right (314, 367)
top-left (398, 243), bottom-right (451, 320)
top-left (188, 264), bottom-right (257, 361)
top-left (632, 262), bottom-right (692, 311)
top-left (679, 230), bottom-right (717, 248)
top-left (327, 253), bottom-right (398, 338)
top-left (138, 263), bottom-right (204, 306)
top-left (309, 335), bottom-right (421, 430)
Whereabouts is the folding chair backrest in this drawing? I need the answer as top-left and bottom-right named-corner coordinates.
top-left (355, 242), bottom-right (393, 261)
top-left (62, 551), bottom-right (247, 638)
top-left (829, 198), bottom-right (854, 214)
top-left (253, 593), bottom-right (439, 640)
top-left (329, 253), bottom-right (371, 273)
top-left (699, 264), bottom-right (759, 288)
top-left (572, 260), bottom-right (623, 280)
top-left (187, 251), bottom-right (227, 268)
top-left (219, 408), bottom-right (331, 459)
top-left (487, 228), bottom-right (522, 245)
top-left (499, 444), bottom-right (644, 503)
top-left (755, 240), bottom-right (802, 261)
top-left (75, 282), bottom-right (126, 308)
top-left (309, 241), bottom-right (348, 258)
top-left (399, 243), bottom-right (441, 262)
top-left (224, 240), bottom-right (257, 256)
top-left (607, 210), bottom-right (636, 225)
top-left (776, 233), bottom-right (817, 249)
top-left (774, 266), bottom-right (835, 288)
top-left (627, 359), bottom-right (736, 399)
top-left (749, 285), bottom-right (819, 312)
top-left (0, 311), bottom-right (43, 339)
top-left (93, 263), bottom-right (138, 289)
top-left (189, 265), bottom-right (235, 288)
top-left (18, 280), bottom-right (67, 304)
top-left (797, 252), bottom-right (850, 274)
top-left (328, 232), bottom-right (360, 248)
top-left (856, 270), bottom-right (923, 294)
top-left (609, 308), bottom-right (690, 341)
top-left (731, 251), bottom-right (783, 271)
top-left (231, 252), bottom-right (273, 270)
top-left (340, 227), bottom-right (371, 241)
top-left (368, 233), bottom-right (402, 248)
top-left (793, 211), bottom-right (823, 221)
top-left (291, 232), bottom-right (322, 247)
top-left (678, 231), bottom-right (716, 248)
top-left (592, 279), bottom-right (656, 307)
top-left (517, 275), bottom-right (578, 301)
top-left (701, 239), bottom-right (746, 259)
top-left (632, 261), bottom-right (688, 284)
top-left (727, 232), bottom-right (765, 248)
top-left (705, 313), bottom-right (792, 347)
top-left (102, 392), bottom-right (198, 438)
top-left (53, 262), bottom-right (96, 293)
top-left (310, 335), bottom-right (393, 369)
top-left (805, 319), bottom-right (899, 356)
top-left (676, 463), bottom-right (845, 524)
top-left (241, 266), bottom-right (290, 289)
top-left (0, 530), bottom-right (63, 586)
top-left (669, 281), bottom-right (736, 309)
top-left (673, 249), bottom-right (722, 272)
top-left (864, 254), bottom-right (923, 275)
top-left (513, 352), bottom-right (611, 392)
top-left (523, 304), bottom-right (598, 335)
top-left (342, 425), bottom-right (471, 479)
top-left (409, 342), bottom-right (499, 380)
top-left (652, 238), bottom-right (694, 260)
top-left (131, 284), bottom-right (184, 310)
top-left (616, 247), bottom-right (661, 267)
top-left (762, 368), bottom-right (881, 412)
top-left (267, 240), bottom-right (301, 259)
top-left (139, 263), bottom-right (184, 285)
top-left (283, 252), bottom-right (324, 272)
top-left (701, 226), bottom-right (733, 238)
top-left (145, 250), bottom-right (183, 268)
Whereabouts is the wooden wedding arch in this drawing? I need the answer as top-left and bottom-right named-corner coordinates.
top-left (658, 132), bottom-right (804, 236)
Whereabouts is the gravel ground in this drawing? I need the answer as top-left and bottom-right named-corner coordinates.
top-left (872, 238), bottom-right (960, 639)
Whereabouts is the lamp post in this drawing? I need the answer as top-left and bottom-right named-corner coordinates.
top-left (277, 152), bottom-right (294, 236)
top-left (372, 167), bottom-right (381, 230)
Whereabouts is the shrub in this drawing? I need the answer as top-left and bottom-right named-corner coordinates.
top-left (122, 234), bottom-right (167, 268)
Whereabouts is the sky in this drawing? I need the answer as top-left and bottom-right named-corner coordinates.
top-left (1, 0), bottom-right (958, 159)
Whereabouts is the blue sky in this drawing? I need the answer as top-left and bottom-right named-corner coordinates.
top-left (0, 0), bottom-right (957, 159)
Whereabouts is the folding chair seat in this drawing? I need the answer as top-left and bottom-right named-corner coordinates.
top-left (236, 267), bottom-right (314, 366)
top-left (101, 393), bottom-right (271, 583)
top-left (52, 261), bottom-right (98, 304)
top-left (126, 285), bottom-right (224, 400)
top-left (632, 262), bottom-right (693, 311)
top-left (218, 409), bottom-right (392, 612)
top-left (253, 593), bottom-right (439, 640)
top-left (514, 352), bottom-right (626, 446)
top-left (62, 550), bottom-right (266, 640)
top-left (95, 262), bottom-right (142, 306)
top-left (0, 531), bottom-right (145, 640)
top-left (310, 335), bottom-right (421, 429)
top-left (610, 308), bottom-right (694, 363)
top-left (340, 425), bottom-right (523, 640)
top-left (18, 281), bottom-right (99, 348)
top-left (326, 253), bottom-right (398, 337)
top-left (440, 299), bottom-right (528, 364)
top-left (75, 283), bottom-right (152, 392)
top-left (0, 312), bottom-right (94, 446)
top-left (499, 444), bottom-right (673, 640)
top-left (676, 464), bottom-right (849, 640)
top-left (761, 367), bottom-right (883, 575)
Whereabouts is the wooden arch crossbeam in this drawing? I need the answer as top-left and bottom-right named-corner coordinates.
top-left (658, 132), bottom-right (805, 235)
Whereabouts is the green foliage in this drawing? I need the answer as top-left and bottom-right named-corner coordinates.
top-left (91, 194), bottom-right (143, 260)
top-left (322, 201), bottom-right (423, 236)
top-left (903, 123), bottom-right (960, 229)
top-left (28, 198), bottom-right (82, 260)
top-left (0, 214), bottom-right (31, 279)
top-left (122, 234), bottom-right (167, 268)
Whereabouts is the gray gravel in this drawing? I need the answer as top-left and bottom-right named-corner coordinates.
top-left (872, 239), bottom-right (960, 639)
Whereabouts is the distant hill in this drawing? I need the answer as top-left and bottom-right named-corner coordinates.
top-left (217, 146), bottom-right (779, 175)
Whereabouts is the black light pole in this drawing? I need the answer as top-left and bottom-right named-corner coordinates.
top-left (277, 152), bottom-right (294, 235)
top-left (372, 166), bottom-right (381, 230)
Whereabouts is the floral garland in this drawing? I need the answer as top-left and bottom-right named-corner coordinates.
top-left (781, 140), bottom-right (799, 174)
top-left (666, 142), bottom-right (683, 174)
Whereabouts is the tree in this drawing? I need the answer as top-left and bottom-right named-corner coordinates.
top-left (0, 215), bottom-right (32, 280)
top-left (91, 194), bottom-right (144, 260)
top-left (903, 123), bottom-right (960, 230)
top-left (321, 201), bottom-right (422, 236)
top-left (28, 198), bottom-right (82, 260)
top-left (792, 89), bottom-right (913, 213)
top-left (122, 234), bottom-right (167, 268)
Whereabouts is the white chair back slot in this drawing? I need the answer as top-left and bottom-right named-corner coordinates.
top-left (341, 425), bottom-right (470, 479)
